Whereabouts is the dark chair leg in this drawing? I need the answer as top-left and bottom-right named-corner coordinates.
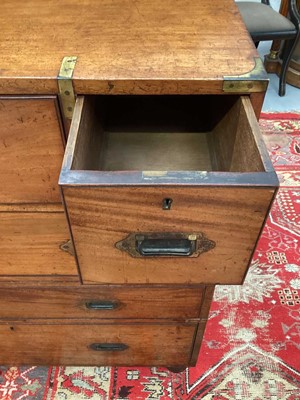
top-left (279, 36), bottom-right (298, 96)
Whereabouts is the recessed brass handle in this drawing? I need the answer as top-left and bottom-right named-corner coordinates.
top-left (137, 238), bottom-right (195, 256)
top-left (85, 301), bottom-right (120, 310)
top-left (115, 232), bottom-right (215, 258)
top-left (89, 343), bottom-right (128, 351)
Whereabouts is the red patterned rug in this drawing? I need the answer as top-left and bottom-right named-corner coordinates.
top-left (0, 112), bottom-right (299, 400)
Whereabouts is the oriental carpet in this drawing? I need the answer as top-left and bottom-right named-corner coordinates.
top-left (0, 112), bottom-right (299, 400)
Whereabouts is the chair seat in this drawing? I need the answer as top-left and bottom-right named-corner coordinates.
top-left (236, 2), bottom-right (297, 41)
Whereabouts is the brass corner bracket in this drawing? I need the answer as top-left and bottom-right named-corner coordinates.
top-left (223, 57), bottom-right (269, 93)
top-left (58, 56), bottom-right (78, 120)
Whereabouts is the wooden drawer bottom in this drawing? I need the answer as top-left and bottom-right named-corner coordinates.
top-left (0, 322), bottom-right (199, 366)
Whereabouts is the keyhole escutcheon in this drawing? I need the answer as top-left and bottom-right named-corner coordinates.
top-left (162, 198), bottom-right (173, 210)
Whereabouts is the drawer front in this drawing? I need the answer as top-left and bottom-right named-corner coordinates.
top-left (63, 186), bottom-right (274, 284)
top-left (0, 286), bottom-right (204, 320)
top-left (0, 212), bottom-right (77, 276)
top-left (0, 97), bottom-right (64, 203)
top-left (0, 323), bottom-right (196, 366)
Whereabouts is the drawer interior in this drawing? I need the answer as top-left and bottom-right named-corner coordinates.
top-left (70, 95), bottom-right (267, 173)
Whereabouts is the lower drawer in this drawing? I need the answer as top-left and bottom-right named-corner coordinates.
top-left (0, 322), bottom-right (198, 366)
top-left (0, 286), bottom-right (204, 320)
top-left (0, 211), bottom-right (77, 276)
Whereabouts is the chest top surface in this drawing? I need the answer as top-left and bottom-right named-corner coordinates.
top-left (0, 0), bottom-right (261, 94)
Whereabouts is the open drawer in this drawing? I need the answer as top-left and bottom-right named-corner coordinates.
top-left (60, 95), bottom-right (278, 285)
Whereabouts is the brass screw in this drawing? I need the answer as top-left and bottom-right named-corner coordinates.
top-left (188, 234), bottom-right (197, 241)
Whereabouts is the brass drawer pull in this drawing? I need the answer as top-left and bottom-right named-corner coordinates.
top-left (137, 238), bottom-right (194, 256)
top-left (116, 232), bottom-right (215, 258)
top-left (89, 343), bottom-right (128, 351)
top-left (85, 301), bottom-right (120, 310)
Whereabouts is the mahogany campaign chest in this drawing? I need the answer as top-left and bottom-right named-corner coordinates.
top-left (0, 0), bottom-right (278, 368)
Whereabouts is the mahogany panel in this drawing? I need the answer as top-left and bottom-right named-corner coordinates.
top-left (60, 95), bottom-right (278, 187)
top-left (199, 286), bottom-right (215, 320)
top-left (190, 320), bottom-right (207, 366)
top-left (0, 212), bottom-right (77, 276)
top-left (0, 0), bottom-right (257, 94)
top-left (0, 276), bottom-right (79, 286)
top-left (0, 97), bottom-right (64, 203)
top-left (0, 286), bottom-right (203, 320)
top-left (63, 186), bottom-right (275, 285)
top-left (0, 322), bottom-right (196, 366)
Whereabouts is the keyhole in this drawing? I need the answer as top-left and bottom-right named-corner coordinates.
top-left (162, 198), bottom-right (173, 210)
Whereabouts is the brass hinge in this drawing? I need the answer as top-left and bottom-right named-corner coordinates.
top-left (58, 56), bottom-right (78, 119)
top-left (223, 57), bottom-right (268, 93)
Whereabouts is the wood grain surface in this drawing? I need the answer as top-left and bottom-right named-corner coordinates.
top-left (0, 212), bottom-right (77, 276)
top-left (63, 186), bottom-right (275, 284)
top-left (190, 320), bottom-right (207, 366)
top-left (60, 95), bottom-right (278, 187)
top-left (0, 97), bottom-right (65, 203)
top-left (0, 286), bottom-right (204, 320)
top-left (0, 0), bottom-right (268, 368)
top-left (0, 322), bottom-right (196, 366)
top-left (61, 94), bottom-right (277, 284)
top-left (68, 96), bottom-right (266, 177)
top-left (0, 0), bottom-right (257, 94)
top-left (199, 286), bottom-right (215, 320)
top-left (0, 276), bottom-right (79, 286)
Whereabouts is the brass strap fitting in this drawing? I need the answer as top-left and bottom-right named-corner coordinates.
top-left (58, 56), bottom-right (78, 119)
